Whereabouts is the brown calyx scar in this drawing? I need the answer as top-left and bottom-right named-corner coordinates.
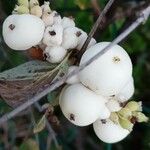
top-left (9, 24), bottom-right (15, 30)
top-left (76, 31), bottom-right (82, 37)
top-left (70, 114), bottom-right (75, 121)
top-left (113, 56), bottom-right (121, 63)
top-left (49, 30), bottom-right (56, 36)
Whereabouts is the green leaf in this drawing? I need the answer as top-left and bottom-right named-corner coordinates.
top-left (19, 139), bottom-right (39, 150)
top-left (33, 115), bottom-right (46, 134)
top-left (47, 91), bottom-right (59, 107)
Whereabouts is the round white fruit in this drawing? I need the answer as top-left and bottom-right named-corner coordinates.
top-left (99, 106), bottom-right (111, 119)
top-left (61, 27), bottom-right (81, 50)
top-left (3, 14), bottom-right (45, 50)
top-left (53, 11), bottom-right (62, 24)
top-left (44, 46), bottom-right (67, 63)
top-left (61, 17), bottom-right (75, 29)
top-left (106, 99), bottom-right (122, 112)
top-left (43, 24), bottom-right (63, 46)
top-left (79, 42), bottom-right (133, 97)
top-left (59, 83), bottom-right (106, 126)
top-left (42, 13), bottom-right (54, 27)
top-left (93, 119), bottom-right (130, 143)
top-left (66, 66), bottom-right (80, 84)
top-left (117, 77), bottom-right (134, 102)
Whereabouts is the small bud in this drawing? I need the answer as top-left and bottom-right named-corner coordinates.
top-left (110, 112), bottom-right (119, 124)
top-left (119, 118), bottom-right (134, 131)
top-left (29, 0), bottom-right (39, 8)
top-left (30, 5), bottom-right (42, 17)
top-left (14, 5), bottom-right (29, 14)
top-left (125, 101), bottom-right (142, 112)
top-left (18, 0), bottom-right (29, 7)
top-left (41, 1), bottom-right (51, 14)
top-left (118, 107), bottom-right (132, 119)
top-left (132, 112), bottom-right (149, 123)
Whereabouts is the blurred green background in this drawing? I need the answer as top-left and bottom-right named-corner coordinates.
top-left (0, 0), bottom-right (150, 150)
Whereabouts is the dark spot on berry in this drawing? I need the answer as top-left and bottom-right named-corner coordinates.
top-left (54, 12), bottom-right (60, 17)
top-left (113, 56), bottom-right (121, 63)
top-left (76, 31), bottom-right (82, 37)
top-left (101, 119), bottom-right (106, 124)
top-left (130, 116), bottom-right (137, 124)
top-left (49, 30), bottom-right (56, 36)
top-left (70, 114), bottom-right (75, 121)
top-left (9, 24), bottom-right (15, 30)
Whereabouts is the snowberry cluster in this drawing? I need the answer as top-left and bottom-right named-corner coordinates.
top-left (2, 0), bottom-right (96, 63)
top-left (59, 42), bottom-right (148, 143)
top-left (2, 0), bottom-right (148, 144)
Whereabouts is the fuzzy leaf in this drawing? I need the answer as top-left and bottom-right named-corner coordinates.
top-left (33, 115), bottom-right (46, 134)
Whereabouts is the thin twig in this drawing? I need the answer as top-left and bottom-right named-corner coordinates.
top-left (34, 103), bottom-right (60, 149)
top-left (0, 5), bottom-right (149, 125)
top-left (77, 0), bottom-right (115, 59)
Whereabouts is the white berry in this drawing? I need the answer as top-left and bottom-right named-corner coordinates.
top-left (66, 66), bottom-right (80, 84)
top-left (93, 119), bottom-right (130, 143)
top-left (44, 46), bottom-right (67, 63)
top-left (53, 11), bottom-right (62, 24)
top-left (3, 14), bottom-right (45, 50)
top-left (99, 106), bottom-right (111, 119)
top-left (79, 42), bottom-right (133, 97)
top-left (106, 99), bottom-right (122, 112)
top-left (61, 17), bottom-right (75, 29)
top-left (59, 83), bottom-right (107, 126)
top-left (42, 13), bottom-right (54, 27)
top-left (61, 27), bottom-right (81, 50)
top-left (117, 77), bottom-right (134, 102)
top-left (43, 24), bottom-right (63, 46)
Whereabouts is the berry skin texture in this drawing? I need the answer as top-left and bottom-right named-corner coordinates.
top-left (43, 24), bottom-right (63, 47)
top-left (106, 99), bottom-right (122, 112)
top-left (93, 119), bottom-right (130, 143)
top-left (99, 106), bottom-right (111, 119)
top-left (59, 83), bottom-right (107, 126)
top-left (43, 25), bottom-right (63, 46)
top-left (3, 14), bottom-right (45, 50)
top-left (44, 46), bottom-right (67, 63)
top-left (61, 27), bottom-right (81, 50)
top-left (53, 11), bottom-right (62, 24)
top-left (117, 77), bottom-right (134, 102)
top-left (66, 66), bottom-right (80, 85)
top-left (42, 13), bottom-right (54, 27)
top-left (61, 17), bottom-right (75, 29)
top-left (79, 42), bottom-right (133, 97)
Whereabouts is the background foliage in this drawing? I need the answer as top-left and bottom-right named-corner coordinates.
top-left (0, 0), bottom-right (150, 150)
